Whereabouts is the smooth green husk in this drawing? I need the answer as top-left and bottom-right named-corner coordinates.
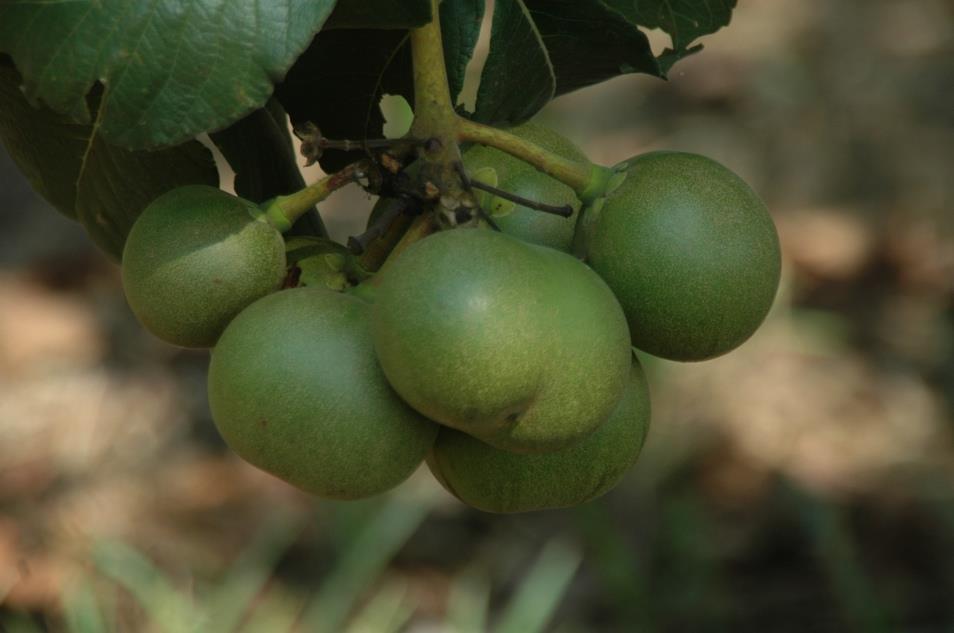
top-left (121, 185), bottom-right (286, 348)
top-left (371, 228), bottom-right (631, 453)
top-left (428, 357), bottom-right (651, 513)
top-left (584, 151), bottom-right (781, 361)
top-left (208, 287), bottom-right (439, 499)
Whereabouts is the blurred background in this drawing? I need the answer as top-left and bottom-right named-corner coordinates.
top-left (1, 0), bottom-right (953, 631)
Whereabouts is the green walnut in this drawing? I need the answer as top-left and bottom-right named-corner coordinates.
top-left (121, 185), bottom-right (286, 348)
top-left (584, 152), bottom-right (781, 361)
top-left (371, 228), bottom-right (631, 454)
top-left (207, 287), bottom-right (438, 500)
top-left (463, 122), bottom-right (588, 252)
top-left (428, 356), bottom-right (651, 513)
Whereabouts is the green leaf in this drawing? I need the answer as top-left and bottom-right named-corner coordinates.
top-left (607, 0), bottom-right (736, 53)
top-left (209, 99), bottom-right (327, 238)
top-left (0, 59), bottom-right (78, 220)
top-left (210, 101), bottom-right (297, 204)
top-left (326, 0), bottom-right (432, 29)
top-left (0, 65), bottom-right (217, 259)
top-left (0, 0), bottom-right (337, 150)
top-left (276, 30), bottom-right (413, 172)
top-left (473, 0), bottom-right (735, 124)
top-left (441, 0), bottom-right (486, 105)
top-left (474, 0), bottom-right (556, 124)
top-left (313, 0), bottom-right (482, 118)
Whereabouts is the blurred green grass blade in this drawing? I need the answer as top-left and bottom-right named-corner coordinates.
top-left (446, 566), bottom-right (490, 633)
top-left (326, 498), bottom-right (385, 548)
top-left (92, 539), bottom-right (198, 633)
top-left (343, 579), bottom-right (414, 633)
top-left (495, 539), bottom-right (582, 633)
top-left (236, 586), bottom-right (304, 633)
top-left (573, 502), bottom-right (654, 632)
top-left (657, 492), bottom-right (730, 629)
top-left (789, 483), bottom-right (894, 633)
top-left (63, 575), bottom-right (110, 633)
top-left (298, 493), bottom-right (435, 633)
top-left (205, 513), bottom-right (304, 633)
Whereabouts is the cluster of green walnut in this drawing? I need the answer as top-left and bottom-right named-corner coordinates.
top-left (121, 123), bottom-right (781, 514)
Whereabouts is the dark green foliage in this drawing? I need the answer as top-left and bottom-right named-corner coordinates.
top-left (207, 287), bottom-right (439, 499)
top-left (325, 0), bottom-right (433, 29)
top-left (473, 0), bottom-right (732, 124)
top-left (209, 100), bottom-right (327, 238)
top-left (0, 65), bottom-right (217, 259)
top-left (440, 0), bottom-right (486, 104)
top-left (276, 29), bottom-right (414, 172)
top-left (0, 0), bottom-right (338, 149)
top-left (607, 0), bottom-right (737, 56)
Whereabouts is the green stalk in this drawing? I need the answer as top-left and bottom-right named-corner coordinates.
top-left (409, 0), bottom-right (458, 151)
top-left (259, 0), bottom-right (620, 237)
top-left (406, 1), bottom-right (614, 206)
top-left (350, 0), bottom-right (461, 273)
top-left (257, 161), bottom-right (369, 232)
top-left (457, 117), bottom-right (616, 203)
top-left (408, 0), bottom-right (474, 217)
